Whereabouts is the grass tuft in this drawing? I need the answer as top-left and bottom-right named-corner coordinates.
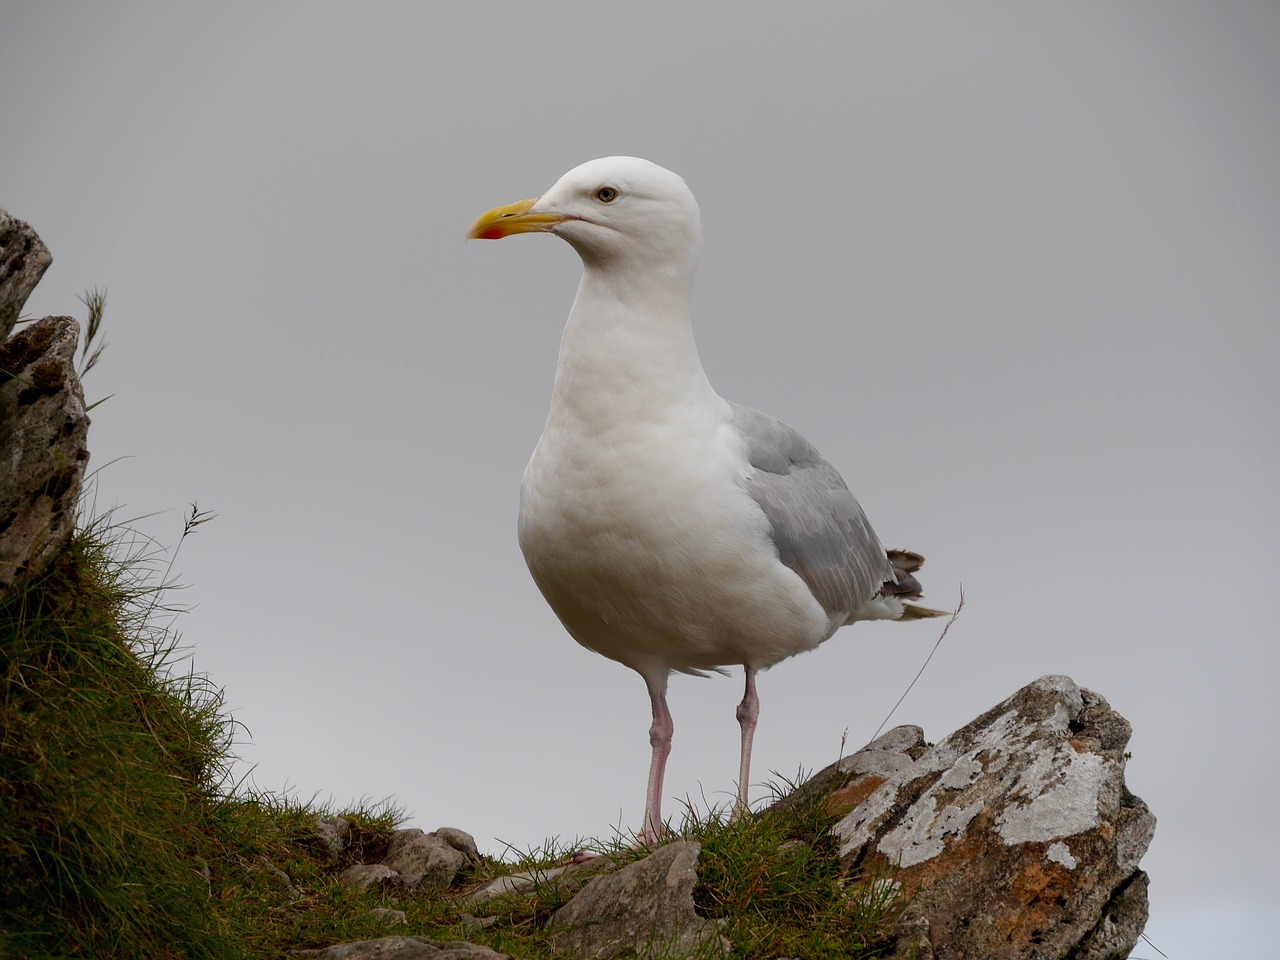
top-left (0, 509), bottom-right (238, 958)
top-left (679, 774), bottom-right (905, 960)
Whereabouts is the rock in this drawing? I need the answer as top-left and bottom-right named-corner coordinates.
top-left (0, 208), bottom-right (52, 340)
top-left (830, 675), bottom-right (1155, 960)
top-left (336, 863), bottom-right (403, 893)
top-left (314, 815), bottom-right (352, 865)
top-left (1073, 870), bottom-right (1151, 960)
top-left (0, 316), bottom-right (90, 597)
top-left (368, 908), bottom-right (407, 925)
top-left (465, 857), bottom-right (612, 905)
top-left (547, 841), bottom-right (728, 960)
top-left (383, 829), bottom-right (468, 892)
top-left (291, 937), bottom-right (509, 959)
top-left (884, 915), bottom-right (934, 960)
top-left (767, 724), bottom-right (928, 820)
top-left (260, 855), bottom-right (303, 900)
top-left (429, 827), bottom-right (481, 864)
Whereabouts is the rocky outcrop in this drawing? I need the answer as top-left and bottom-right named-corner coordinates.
top-left (0, 207), bottom-right (52, 340)
top-left (0, 209), bottom-right (91, 598)
top-left (305, 677), bottom-right (1151, 960)
top-left (827, 675), bottom-right (1153, 960)
top-left (1, 315), bottom-right (90, 596)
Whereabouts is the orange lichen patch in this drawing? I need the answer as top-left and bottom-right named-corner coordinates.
top-left (823, 775), bottom-right (887, 818)
top-left (881, 815), bottom-right (1094, 955)
top-left (989, 857), bottom-right (1079, 945)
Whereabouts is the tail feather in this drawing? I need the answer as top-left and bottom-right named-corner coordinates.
top-left (881, 548), bottom-right (927, 600)
top-left (881, 549), bottom-right (948, 619)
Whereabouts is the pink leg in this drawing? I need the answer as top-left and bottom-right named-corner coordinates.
top-left (732, 666), bottom-right (759, 821)
top-left (643, 679), bottom-right (674, 844)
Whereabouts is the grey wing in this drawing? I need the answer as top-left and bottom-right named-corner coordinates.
top-left (731, 403), bottom-right (894, 620)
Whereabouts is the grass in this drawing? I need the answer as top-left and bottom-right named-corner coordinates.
top-left (0, 504), bottom-right (905, 958)
top-left (1, 509), bottom-right (236, 957)
top-left (682, 782), bottom-right (904, 960)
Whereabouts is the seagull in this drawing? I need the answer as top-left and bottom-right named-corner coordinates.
top-left (468, 157), bottom-right (944, 843)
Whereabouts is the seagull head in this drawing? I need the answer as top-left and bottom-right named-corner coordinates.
top-left (468, 157), bottom-right (703, 273)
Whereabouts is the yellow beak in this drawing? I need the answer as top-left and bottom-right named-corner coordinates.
top-left (467, 197), bottom-right (567, 240)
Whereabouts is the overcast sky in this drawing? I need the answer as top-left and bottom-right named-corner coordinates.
top-left (5, 3), bottom-right (1278, 955)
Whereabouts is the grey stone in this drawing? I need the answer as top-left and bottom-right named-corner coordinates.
top-left (884, 915), bottom-right (934, 960)
top-left (368, 908), bottom-right (407, 925)
top-left (768, 724), bottom-right (928, 820)
top-left (465, 856), bottom-right (612, 905)
top-left (547, 841), bottom-right (727, 959)
top-left (383, 828), bottom-right (468, 892)
top-left (429, 827), bottom-right (481, 864)
top-left (291, 937), bottom-right (509, 959)
top-left (830, 675), bottom-right (1155, 960)
top-left (314, 815), bottom-right (352, 864)
top-left (0, 316), bottom-right (90, 597)
top-left (0, 208), bottom-right (52, 340)
top-left (260, 855), bottom-right (303, 900)
top-left (336, 863), bottom-right (402, 893)
top-left (1073, 870), bottom-right (1151, 960)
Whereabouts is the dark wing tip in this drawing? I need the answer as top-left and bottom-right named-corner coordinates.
top-left (886, 549), bottom-right (925, 573)
top-left (882, 549), bottom-right (928, 600)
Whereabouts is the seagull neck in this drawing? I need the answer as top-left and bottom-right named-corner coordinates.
top-left (549, 266), bottom-right (716, 418)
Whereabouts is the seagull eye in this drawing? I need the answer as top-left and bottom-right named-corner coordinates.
top-left (595, 186), bottom-right (618, 203)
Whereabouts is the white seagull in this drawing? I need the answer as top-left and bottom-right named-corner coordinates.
top-left (469, 157), bottom-right (944, 843)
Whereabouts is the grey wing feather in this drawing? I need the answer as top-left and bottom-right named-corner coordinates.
top-left (731, 403), bottom-right (894, 620)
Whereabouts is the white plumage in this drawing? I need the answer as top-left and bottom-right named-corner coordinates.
top-left (469, 157), bottom-right (942, 842)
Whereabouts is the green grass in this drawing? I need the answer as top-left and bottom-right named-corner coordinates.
top-left (0, 509), bottom-right (904, 959)
top-left (682, 784), bottom-right (904, 960)
top-left (1, 510), bottom-right (236, 958)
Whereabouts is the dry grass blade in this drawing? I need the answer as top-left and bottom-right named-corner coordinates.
top-left (76, 286), bottom-right (109, 377)
top-left (868, 586), bottom-right (965, 746)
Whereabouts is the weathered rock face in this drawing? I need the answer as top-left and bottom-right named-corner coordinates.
top-left (0, 207), bottom-right (52, 340)
top-left (546, 842), bottom-right (727, 960)
top-left (1, 315), bottom-right (90, 596)
top-left (828, 675), bottom-right (1154, 960)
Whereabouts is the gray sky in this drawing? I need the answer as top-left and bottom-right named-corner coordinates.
top-left (5, 2), bottom-right (1278, 955)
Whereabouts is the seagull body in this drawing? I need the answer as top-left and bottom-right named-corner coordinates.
top-left (470, 157), bottom-right (942, 842)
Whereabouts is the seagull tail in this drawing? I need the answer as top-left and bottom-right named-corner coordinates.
top-left (883, 549), bottom-right (949, 619)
